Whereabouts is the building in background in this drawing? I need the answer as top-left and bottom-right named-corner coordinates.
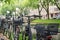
top-left (28, 6), bottom-right (60, 19)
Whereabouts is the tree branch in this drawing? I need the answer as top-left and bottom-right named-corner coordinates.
top-left (54, 0), bottom-right (60, 10)
top-left (41, 3), bottom-right (47, 11)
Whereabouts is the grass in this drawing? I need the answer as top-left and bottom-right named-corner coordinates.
top-left (32, 19), bottom-right (60, 24)
top-left (32, 19), bottom-right (60, 28)
top-left (19, 33), bottom-right (22, 40)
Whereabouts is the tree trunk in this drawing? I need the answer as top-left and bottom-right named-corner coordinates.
top-left (47, 8), bottom-right (49, 19)
top-left (47, 0), bottom-right (49, 19)
top-left (55, 3), bottom-right (60, 10)
top-left (37, 5), bottom-right (42, 19)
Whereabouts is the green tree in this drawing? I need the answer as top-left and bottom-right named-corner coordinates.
top-left (29, 0), bottom-right (42, 19)
top-left (0, 0), bottom-right (20, 15)
top-left (39, 0), bottom-right (58, 19)
top-left (54, 0), bottom-right (60, 10)
top-left (1, 3), bottom-right (16, 15)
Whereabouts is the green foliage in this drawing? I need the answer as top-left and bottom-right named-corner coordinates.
top-left (9, 32), bottom-right (14, 40)
top-left (0, 0), bottom-right (11, 4)
top-left (19, 33), bottom-right (22, 40)
top-left (4, 0), bottom-right (10, 4)
top-left (0, 0), bottom-right (40, 15)
top-left (1, 3), bottom-right (16, 15)
top-left (0, 0), bottom-right (14, 15)
top-left (0, 0), bottom-right (60, 15)
top-left (28, 0), bottom-right (39, 9)
top-left (20, 0), bottom-right (29, 8)
top-left (0, 0), bottom-right (30, 15)
top-left (32, 19), bottom-right (60, 24)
